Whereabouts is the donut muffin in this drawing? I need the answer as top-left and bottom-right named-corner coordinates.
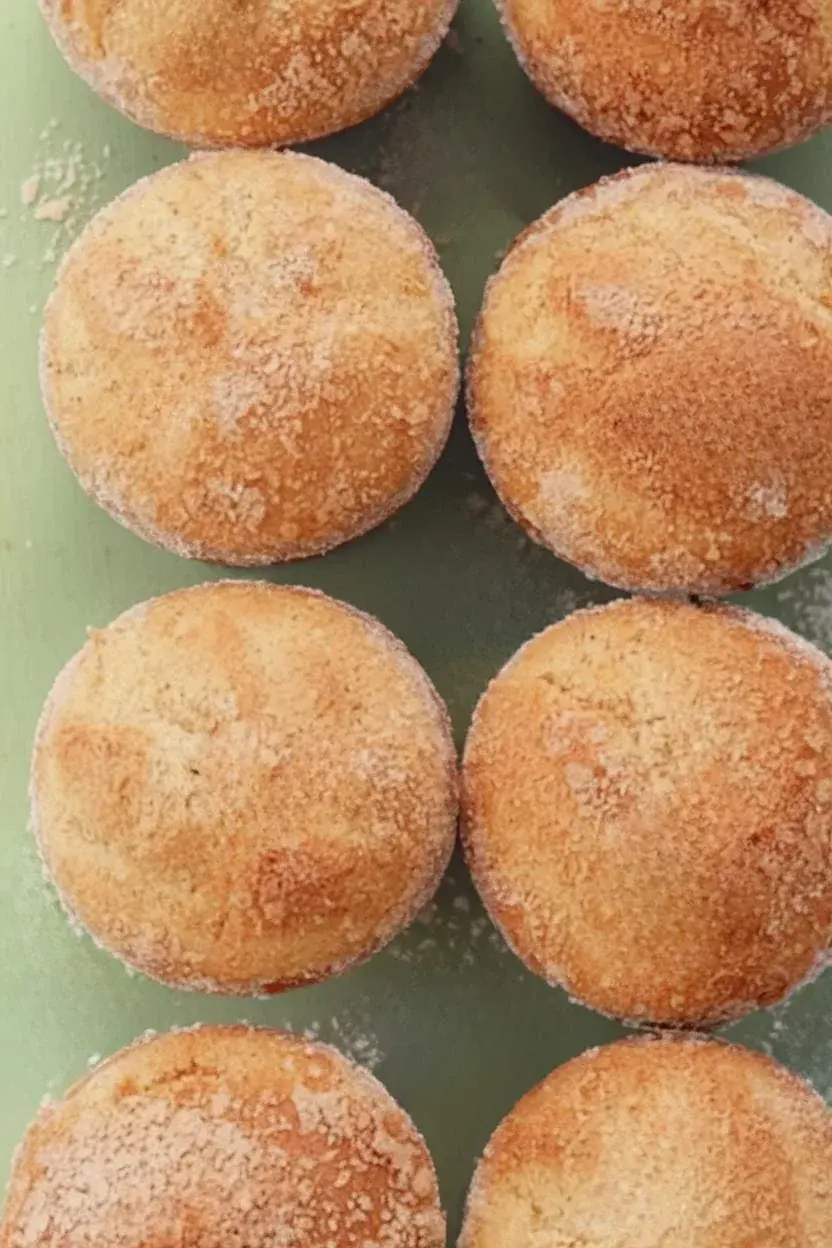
top-left (30, 580), bottom-right (458, 993)
top-left (462, 596), bottom-right (832, 1027)
top-left (0, 1025), bottom-right (445, 1248)
top-left (497, 0), bottom-right (832, 161)
top-left (460, 1036), bottom-right (832, 1248)
top-left (41, 150), bottom-right (459, 565)
top-left (469, 162), bottom-right (832, 595)
top-left (39, 0), bottom-right (458, 147)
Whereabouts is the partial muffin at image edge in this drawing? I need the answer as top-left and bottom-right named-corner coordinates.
top-left (495, 0), bottom-right (832, 161)
top-left (29, 580), bottom-right (458, 994)
top-left (0, 1024), bottom-right (446, 1248)
top-left (460, 1035), bottom-right (832, 1248)
top-left (40, 149), bottom-right (459, 565)
top-left (468, 161), bottom-right (832, 595)
top-left (462, 596), bottom-right (832, 1027)
top-left (39, 0), bottom-right (459, 147)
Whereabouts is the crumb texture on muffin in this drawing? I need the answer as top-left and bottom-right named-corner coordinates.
top-left (469, 163), bottom-right (832, 594)
top-left (40, 0), bottom-right (459, 146)
top-left (461, 1036), bottom-right (832, 1248)
top-left (463, 597), bottom-right (832, 1026)
top-left (41, 150), bottom-right (459, 565)
top-left (31, 581), bottom-right (458, 992)
top-left (0, 1025), bottom-right (446, 1248)
top-left (498, 0), bottom-right (832, 160)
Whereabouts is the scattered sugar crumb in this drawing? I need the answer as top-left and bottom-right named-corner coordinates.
top-left (20, 174), bottom-right (41, 206)
top-left (17, 136), bottom-right (110, 265)
top-left (386, 869), bottom-right (516, 972)
top-left (58, 164), bottom-right (77, 193)
top-left (728, 981), bottom-right (832, 1102)
top-left (484, 499), bottom-right (511, 532)
top-left (2, 254), bottom-right (16, 268)
top-left (301, 1009), bottom-right (385, 1071)
top-left (549, 586), bottom-right (584, 620)
top-left (776, 564), bottom-right (832, 655)
top-left (465, 489), bottom-right (520, 535)
top-left (34, 197), bottom-right (72, 223)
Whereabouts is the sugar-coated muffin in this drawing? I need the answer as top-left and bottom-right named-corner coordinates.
top-left (460, 1036), bottom-right (832, 1248)
top-left (469, 163), bottom-right (832, 595)
top-left (496, 0), bottom-right (832, 161)
top-left (462, 596), bottom-right (832, 1027)
top-left (41, 151), bottom-right (459, 565)
top-left (39, 0), bottom-right (458, 147)
top-left (0, 1025), bottom-right (445, 1248)
top-left (30, 580), bottom-right (458, 993)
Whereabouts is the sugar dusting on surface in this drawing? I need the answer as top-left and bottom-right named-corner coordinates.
top-left (470, 163), bottom-right (832, 596)
top-left (460, 1036), bottom-right (832, 1248)
top-left (41, 0), bottom-right (457, 148)
top-left (462, 596), bottom-right (832, 1027)
top-left (748, 475), bottom-right (789, 521)
top-left (496, 0), bottom-right (832, 162)
top-left (39, 150), bottom-right (459, 564)
top-left (573, 281), bottom-right (664, 345)
top-left (29, 582), bottom-right (458, 995)
top-left (4, 1028), bottom-right (444, 1248)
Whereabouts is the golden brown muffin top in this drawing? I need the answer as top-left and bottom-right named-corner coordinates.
top-left (461, 1036), bottom-right (832, 1248)
top-left (463, 597), bottom-right (832, 1026)
top-left (469, 163), bottom-right (832, 594)
top-left (31, 581), bottom-right (457, 992)
top-left (40, 0), bottom-right (458, 146)
top-left (499, 0), bottom-right (832, 160)
top-left (41, 150), bottom-right (459, 565)
top-left (1, 1025), bottom-right (445, 1248)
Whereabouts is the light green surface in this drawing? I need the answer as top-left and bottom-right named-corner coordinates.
top-left (2, 0), bottom-right (832, 1238)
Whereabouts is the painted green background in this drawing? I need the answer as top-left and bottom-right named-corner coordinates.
top-left (2, 0), bottom-right (832, 1239)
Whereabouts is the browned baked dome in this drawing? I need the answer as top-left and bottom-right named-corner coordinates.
top-left (41, 150), bottom-right (459, 565)
top-left (460, 1036), bottom-right (832, 1248)
top-left (39, 0), bottom-right (458, 147)
top-left (469, 163), bottom-right (832, 595)
top-left (462, 596), bottom-right (832, 1027)
top-left (30, 580), bottom-right (458, 993)
top-left (0, 1025), bottom-right (445, 1248)
top-left (497, 0), bottom-right (832, 161)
